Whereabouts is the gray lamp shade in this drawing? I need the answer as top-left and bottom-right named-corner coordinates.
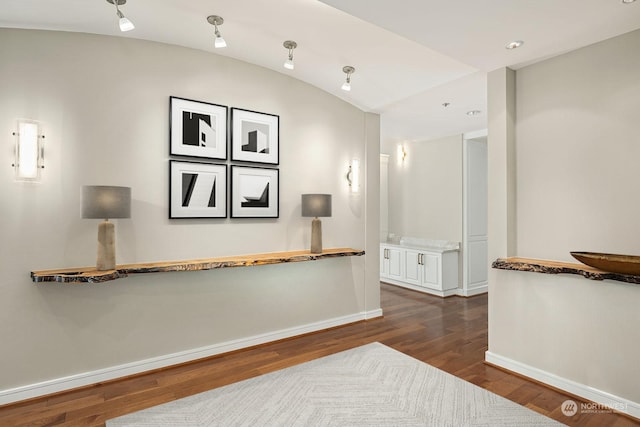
top-left (301, 194), bottom-right (332, 218)
top-left (82, 185), bottom-right (131, 219)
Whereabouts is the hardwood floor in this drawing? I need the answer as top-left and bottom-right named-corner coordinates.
top-left (0, 283), bottom-right (637, 426)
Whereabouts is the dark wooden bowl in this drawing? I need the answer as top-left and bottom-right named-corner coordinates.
top-left (570, 251), bottom-right (640, 276)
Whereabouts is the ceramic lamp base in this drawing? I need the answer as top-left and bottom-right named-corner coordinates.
top-left (310, 217), bottom-right (323, 254)
top-left (97, 220), bottom-right (116, 271)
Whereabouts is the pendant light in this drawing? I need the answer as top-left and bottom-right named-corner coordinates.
top-left (106, 0), bottom-right (135, 32)
top-left (283, 40), bottom-right (297, 70)
top-left (341, 66), bottom-right (355, 91)
top-left (207, 15), bottom-right (227, 48)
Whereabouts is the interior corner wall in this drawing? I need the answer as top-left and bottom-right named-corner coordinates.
top-left (0, 29), bottom-right (380, 401)
top-left (487, 29), bottom-right (640, 413)
top-left (364, 113), bottom-right (381, 313)
top-left (385, 135), bottom-right (463, 242)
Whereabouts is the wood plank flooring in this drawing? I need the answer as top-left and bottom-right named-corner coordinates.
top-left (0, 283), bottom-right (637, 426)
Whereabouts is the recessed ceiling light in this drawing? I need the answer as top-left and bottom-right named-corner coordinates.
top-left (621, 0), bottom-right (636, 3)
top-left (467, 110), bottom-right (481, 117)
top-left (505, 40), bottom-right (524, 50)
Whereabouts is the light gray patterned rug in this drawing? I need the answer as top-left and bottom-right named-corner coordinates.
top-left (107, 342), bottom-right (564, 426)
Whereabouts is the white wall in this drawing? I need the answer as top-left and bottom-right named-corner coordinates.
top-left (516, 30), bottom-right (640, 260)
top-left (384, 135), bottom-right (463, 242)
top-left (0, 29), bottom-right (380, 401)
top-left (488, 29), bottom-right (640, 416)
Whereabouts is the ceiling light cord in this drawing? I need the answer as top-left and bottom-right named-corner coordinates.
top-left (114, 1), bottom-right (123, 18)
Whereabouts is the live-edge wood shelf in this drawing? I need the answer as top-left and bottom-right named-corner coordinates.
top-left (492, 257), bottom-right (640, 285)
top-left (31, 248), bottom-right (365, 284)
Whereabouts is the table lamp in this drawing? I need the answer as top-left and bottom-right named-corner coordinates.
top-left (82, 185), bottom-right (131, 271)
top-left (301, 194), bottom-right (332, 254)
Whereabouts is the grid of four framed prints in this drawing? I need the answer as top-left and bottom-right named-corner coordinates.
top-left (169, 96), bottom-right (279, 219)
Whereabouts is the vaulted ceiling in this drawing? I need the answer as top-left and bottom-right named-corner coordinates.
top-left (3, 0), bottom-right (639, 142)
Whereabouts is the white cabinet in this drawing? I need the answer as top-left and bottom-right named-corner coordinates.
top-left (380, 243), bottom-right (459, 297)
top-left (404, 250), bottom-right (441, 289)
top-left (381, 246), bottom-right (403, 281)
top-left (422, 253), bottom-right (441, 289)
top-left (403, 249), bottom-right (422, 286)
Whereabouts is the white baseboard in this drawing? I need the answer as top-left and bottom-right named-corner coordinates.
top-left (456, 284), bottom-right (488, 297)
top-left (0, 309), bottom-right (383, 406)
top-left (380, 279), bottom-right (456, 297)
top-left (382, 279), bottom-right (487, 298)
top-left (364, 308), bottom-right (383, 319)
top-left (485, 351), bottom-right (640, 420)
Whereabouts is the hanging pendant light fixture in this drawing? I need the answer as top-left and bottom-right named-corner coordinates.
top-left (207, 15), bottom-right (227, 48)
top-left (283, 40), bottom-right (297, 70)
top-left (106, 0), bottom-right (135, 32)
top-left (341, 66), bottom-right (355, 91)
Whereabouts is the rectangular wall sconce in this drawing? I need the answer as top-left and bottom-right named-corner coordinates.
top-left (13, 119), bottom-right (44, 182)
top-left (347, 158), bottom-right (360, 193)
top-left (397, 144), bottom-right (407, 162)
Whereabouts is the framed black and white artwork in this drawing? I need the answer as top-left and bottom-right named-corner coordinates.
top-left (231, 166), bottom-right (279, 218)
top-left (170, 160), bottom-right (227, 218)
top-left (170, 96), bottom-right (228, 160)
top-left (231, 108), bottom-right (279, 165)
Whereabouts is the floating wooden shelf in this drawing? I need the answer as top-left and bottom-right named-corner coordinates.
top-left (492, 257), bottom-right (640, 285)
top-left (31, 248), bottom-right (365, 284)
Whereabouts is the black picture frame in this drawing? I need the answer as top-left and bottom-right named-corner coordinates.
top-left (170, 96), bottom-right (228, 160)
top-left (231, 165), bottom-right (279, 218)
top-left (231, 107), bottom-right (279, 165)
top-left (170, 160), bottom-right (227, 218)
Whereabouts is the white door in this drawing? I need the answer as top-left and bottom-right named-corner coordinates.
top-left (380, 154), bottom-right (389, 241)
top-left (463, 135), bottom-right (488, 295)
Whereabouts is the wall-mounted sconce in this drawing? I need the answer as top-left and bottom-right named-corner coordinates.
top-left (82, 185), bottom-right (131, 271)
top-left (13, 119), bottom-right (45, 182)
top-left (301, 194), bottom-right (332, 254)
top-left (397, 145), bottom-right (407, 162)
top-left (346, 158), bottom-right (360, 193)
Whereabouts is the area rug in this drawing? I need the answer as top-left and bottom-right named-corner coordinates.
top-left (107, 342), bottom-right (563, 426)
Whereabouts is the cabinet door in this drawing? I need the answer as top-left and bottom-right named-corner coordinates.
top-left (421, 253), bottom-right (440, 289)
top-left (380, 246), bottom-right (389, 277)
top-left (387, 247), bottom-right (404, 280)
top-left (404, 250), bottom-right (422, 285)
